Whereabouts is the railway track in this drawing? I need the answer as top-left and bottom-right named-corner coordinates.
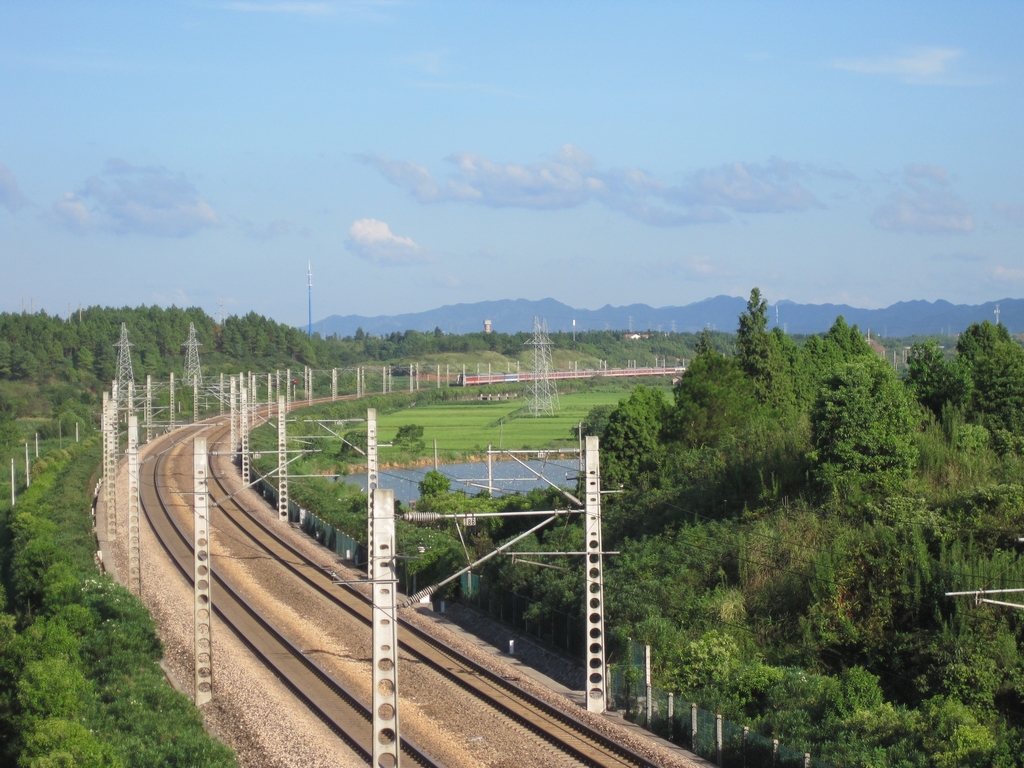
top-left (141, 414), bottom-right (658, 768)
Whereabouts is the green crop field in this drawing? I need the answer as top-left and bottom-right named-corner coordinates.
top-left (375, 389), bottom-right (647, 453)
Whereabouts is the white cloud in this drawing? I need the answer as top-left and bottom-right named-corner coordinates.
top-left (53, 159), bottom-right (220, 237)
top-left (665, 159), bottom-right (817, 214)
top-left (832, 48), bottom-right (962, 83)
top-left (52, 193), bottom-right (92, 231)
top-left (0, 164), bottom-right (28, 213)
top-left (345, 218), bottom-right (431, 264)
top-left (993, 203), bottom-right (1024, 226)
top-left (872, 164), bottom-right (973, 235)
top-left (362, 146), bottom-right (819, 227)
top-left (991, 265), bottom-right (1024, 282)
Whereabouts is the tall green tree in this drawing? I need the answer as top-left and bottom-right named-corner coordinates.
top-left (810, 356), bottom-right (919, 490)
top-left (736, 288), bottom-right (796, 409)
top-left (601, 385), bottom-right (669, 490)
top-left (906, 340), bottom-right (972, 416)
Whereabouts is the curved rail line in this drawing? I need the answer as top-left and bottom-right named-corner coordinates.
top-left (141, 402), bottom-right (659, 768)
top-left (198, 419), bottom-right (655, 768)
top-left (139, 427), bottom-right (439, 767)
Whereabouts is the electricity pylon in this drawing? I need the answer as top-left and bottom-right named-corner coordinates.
top-left (183, 322), bottom-right (203, 387)
top-left (526, 316), bottom-right (558, 417)
top-left (114, 323), bottom-right (135, 410)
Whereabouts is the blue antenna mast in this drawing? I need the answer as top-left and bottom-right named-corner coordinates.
top-left (307, 262), bottom-right (313, 337)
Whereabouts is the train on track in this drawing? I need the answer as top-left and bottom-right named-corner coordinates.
top-left (456, 365), bottom-right (684, 387)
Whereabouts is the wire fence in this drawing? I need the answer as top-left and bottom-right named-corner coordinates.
top-left (611, 642), bottom-right (835, 768)
top-left (459, 572), bottom-right (584, 656)
top-left (253, 476), bottom-right (367, 565)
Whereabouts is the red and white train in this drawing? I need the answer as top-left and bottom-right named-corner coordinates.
top-left (456, 366), bottom-right (684, 387)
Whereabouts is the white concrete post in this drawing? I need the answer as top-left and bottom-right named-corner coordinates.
top-left (584, 436), bottom-right (608, 713)
top-left (371, 488), bottom-right (401, 768)
top-left (102, 391), bottom-right (117, 536)
top-left (192, 375), bottom-right (199, 424)
top-left (219, 372), bottom-right (224, 416)
top-left (145, 374), bottom-right (153, 443)
top-left (193, 436), bottom-right (213, 705)
top-left (366, 408), bottom-right (378, 578)
top-left (277, 396), bottom-right (288, 521)
top-left (240, 386), bottom-right (250, 485)
top-left (127, 414), bottom-right (141, 595)
top-left (332, 368), bottom-right (337, 401)
top-left (168, 372), bottom-right (175, 430)
top-left (229, 378), bottom-right (237, 461)
top-left (645, 643), bottom-right (652, 729)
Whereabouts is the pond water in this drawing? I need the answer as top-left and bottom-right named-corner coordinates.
top-left (339, 457), bottom-right (582, 502)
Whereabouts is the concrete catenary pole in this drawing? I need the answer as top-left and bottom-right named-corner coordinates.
top-left (240, 386), bottom-right (250, 485)
top-left (371, 488), bottom-right (401, 768)
top-left (229, 377), bottom-right (237, 462)
top-left (331, 368), bottom-right (337, 401)
top-left (127, 414), bottom-right (141, 596)
top-left (145, 374), bottom-right (153, 443)
top-left (103, 391), bottom-right (117, 536)
top-left (584, 435), bottom-right (608, 713)
top-left (366, 408), bottom-right (378, 580)
top-left (168, 372), bottom-right (175, 430)
top-left (193, 436), bottom-right (213, 705)
top-left (277, 395), bottom-right (288, 521)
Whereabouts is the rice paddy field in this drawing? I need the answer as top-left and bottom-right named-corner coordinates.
top-left (374, 387), bottom-right (663, 454)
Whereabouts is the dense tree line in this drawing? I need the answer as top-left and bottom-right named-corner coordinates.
top-left (0, 440), bottom-right (235, 766)
top-left (0, 305), bottom-right (728, 393)
top-left (462, 289), bottom-right (1024, 766)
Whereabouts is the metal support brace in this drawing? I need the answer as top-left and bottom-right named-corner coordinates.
top-left (127, 415), bottom-right (141, 595)
top-left (229, 378), bottom-right (237, 461)
top-left (584, 435), bottom-right (608, 713)
top-left (145, 375), bottom-right (153, 443)
top-left (193, 437), bottom-right (213, 705)
top-left (240, 386), bottom-right (250, 484)
top-left (332, 368), bottom-right (337, 401)
top-left (169, 372), bottom-right (175, 430)
top-left (366, 408), bottom-right (378, 580)
top-left (371, 489), bottom-right (401, 768)
top-left (277, 396), bottom-right (288, 521)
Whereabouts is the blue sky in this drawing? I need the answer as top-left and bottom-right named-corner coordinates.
top-left (1, 1), bottom-right (1022, 325)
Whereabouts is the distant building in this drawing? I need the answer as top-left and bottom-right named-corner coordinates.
top-left (865, 331), bottom-right (886, 358)
top-left (484, 319), bottom-right (492, 334)
top-left (625, 333), bottom-right (649, 340)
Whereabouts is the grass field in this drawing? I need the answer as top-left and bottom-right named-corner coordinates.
top-left (375, 389), bottom-right (645, 454)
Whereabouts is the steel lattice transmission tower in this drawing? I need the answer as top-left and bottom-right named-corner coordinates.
top-left (525, 316), bottom-right (559, 417)
top-left (183, 322), bottom-right (203, 387)
top-left (114, 323), bottom-right (135, 410)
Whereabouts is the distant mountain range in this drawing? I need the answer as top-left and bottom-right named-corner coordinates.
top-left (311, 297), bottom-right (1024, 339)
